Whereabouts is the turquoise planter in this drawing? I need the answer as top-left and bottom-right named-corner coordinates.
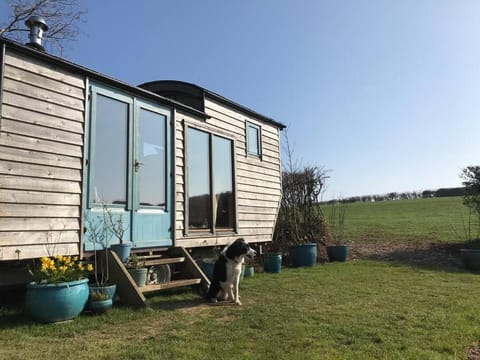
top-left (264, 253), bottom-right (282, 273)
top-left (25, 278), bottom-right (89, 323)
top-left (89, 284), bottom-right (116, 300)
top-left (201, 258), bottom-right (216, 281)
top-left (460, 249), bottom-right (480, 270)
top-left (327, 245), bottom-right (349, 262)
top-left (128, 268), bottom-right (148, 287)
top-left (110, 243), bottom-right (132, 263)
top-left (89, 299), bottom-right (113, 314)
top-left (243, 266), bottom-right (254, 278)
top-left (290, 243), bottom-right (317, 267)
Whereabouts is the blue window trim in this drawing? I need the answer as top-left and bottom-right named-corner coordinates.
top-left (246, 121), bottom-right (262, 158)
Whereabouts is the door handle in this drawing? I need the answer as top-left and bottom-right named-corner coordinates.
top-left (134, 160), bottom-right (144, 172)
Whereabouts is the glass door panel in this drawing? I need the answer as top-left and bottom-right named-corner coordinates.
top-left (92, 94), bottom-right (128, 205)
top-left (138, 108), bottom-right (166, 208)
top-left (132, 102), bottom-right (171, 247)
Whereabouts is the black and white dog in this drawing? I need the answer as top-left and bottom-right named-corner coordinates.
top-left (206, 238), bottom-right (256, 305)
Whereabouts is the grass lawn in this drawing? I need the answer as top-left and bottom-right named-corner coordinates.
top-left (323, 196), bottom-right (479, 243)
top-left (2, 261), bottom-right (480, 359)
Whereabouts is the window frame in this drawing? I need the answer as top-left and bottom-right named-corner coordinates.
top-left (184, 125), bottom-right (237, 236)
top-left (246, 121), bottom-right (262, 158)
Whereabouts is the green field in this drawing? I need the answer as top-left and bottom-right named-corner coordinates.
top-left (323, 196), bottom-right (479, 243)
top-left (2, 262), bottom-right (480, 359)
top-left (2, 196), bottom-right (480, 359)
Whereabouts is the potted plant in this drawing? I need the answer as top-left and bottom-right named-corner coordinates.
top-left (263, 243), bottom-right (283, 273)
top-left (88, 290), bottom-right (112, 314)
top-left (325, 202), bottom-right (350, 262)
top-left (26, 255), bottom-right (94, 323)
top-left (242, 257), bottom-right (255, 278)
top-left (274, 161), bottom-right (329, 267)
top-left (126, 254), bottom-right (148, 287)
top-left (84, 208), bottom-right (117, 303)
top-left (106, 207), bottom-right (132, 262)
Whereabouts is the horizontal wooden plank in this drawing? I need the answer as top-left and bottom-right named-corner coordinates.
top-left (0, 230), bottom-right (79, 246)
top-left (237, 163), bottom-right (281, 178)
top-left (0, 189), bottom-right (80, 205)
top-left (236, 227), bottom-right (274, 236)
top-left (142, 257), bottom-right (185, 266)
top-left (237, 183), bottom-right (281, 196)
top-left (237, 157), bottom-right (280, 172)
top-left (237, 177), bottom-right (281, 190)
top-left (4, 64), bottom-right (85, 100)
top-left (5, 50), bottom-right (85, 89)
top-left (0, 203), bottom-right (79, 218)
top-left (237, 198), bottom-right (279, 208)
top-left (237, 213), bottom-right (277, 221)
top-left (0, 217), bottom-right (80, 231)
top-left (0, 160), bottom-right (81, 181)
top-left (0, 145), bottom-right (82, 170)
top-left (3, 91), bottom-right (84, 123)
top-left (238, 219), bottom-right (275, 228)
top-left (2, 104), bottom-right (84, 134)
top-left (0, 132), bottom-right (82, 157)
top-left (2, 118), bottom-right (83, 146)
top-left (238, 205), bottom-right (280, 214)
top-left (0, 174), bottom-right (81, 193)
top-left (141, 278), bottom-right (201, 293)
top-left (237, 169), bottom-right (281, 185)
top-left (205, 100), bottom-right (281, 137)
top-left (4, 77), bottom-right (84, 111)
top-left (238, 192), bottom-right (280, 202)
top-left (176, 233), bottom-right (272, 248)
top-left (0, 243), bottom-right (80, 260)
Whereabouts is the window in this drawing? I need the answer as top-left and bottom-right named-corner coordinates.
top-left (246, 122), bottom-right (261, 157)
top-left (187, 127), bottom-right (235, 232)
top-left (92, 93), bottom-right (129, 205)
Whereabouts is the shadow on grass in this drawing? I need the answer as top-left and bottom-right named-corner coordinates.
top-left (146, 287), bottom-right (208, 311)
top-left (358, 239), bottom-right (480, 273)
top-left (0, 307), bottom-right (32, 329)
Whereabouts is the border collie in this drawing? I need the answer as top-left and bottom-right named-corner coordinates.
top-left (206, 238), bottom-right (256, 305)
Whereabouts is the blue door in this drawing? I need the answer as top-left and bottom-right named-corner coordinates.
top-left (84, 84), bottom-right (172, 251)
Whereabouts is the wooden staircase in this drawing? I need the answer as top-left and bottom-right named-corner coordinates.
top-left (107, 247), bottom-right (210, 308)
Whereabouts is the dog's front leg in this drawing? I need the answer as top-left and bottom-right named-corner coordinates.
top-left (233, 273), bottom-right (241, 305)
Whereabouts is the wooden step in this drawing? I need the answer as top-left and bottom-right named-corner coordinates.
top-left (141, 278), bottom-right (201, 294)
top-left (143, 257), bottom-right (185, 267)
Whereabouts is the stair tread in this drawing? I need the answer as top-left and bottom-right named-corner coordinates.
top-left (141, 278), bottom-right (201, 293)
top-left (143, 257), bottom-right (185, 266)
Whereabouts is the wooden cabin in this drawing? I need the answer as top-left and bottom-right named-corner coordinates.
top-left (0, 37), bottom-right (285, 273)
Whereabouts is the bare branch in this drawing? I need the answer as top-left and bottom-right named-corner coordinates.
top-left (0, 0), bottom-right (87, 54)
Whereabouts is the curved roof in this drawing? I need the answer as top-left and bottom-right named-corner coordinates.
top-left (139, 80), bottom-right (286, 130)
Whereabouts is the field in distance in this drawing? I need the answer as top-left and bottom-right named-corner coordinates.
top-left (322, 196), bottom-right (479, 244)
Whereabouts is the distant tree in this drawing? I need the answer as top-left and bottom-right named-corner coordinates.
top-left (461, 166), bottom-right (480, 215)
top-left (0, 0), bottom-right (86, 53)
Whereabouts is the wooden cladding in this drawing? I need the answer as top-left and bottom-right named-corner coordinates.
top-left (0, 49), bottom-right (85, 260)
top-left (174, 97), bottom-right (282, 247)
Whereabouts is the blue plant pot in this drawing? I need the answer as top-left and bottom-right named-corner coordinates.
top-left (128, 268), bottom-right (148, 287)
top-left (89, 298), bottom-right (113, 314)
top-left (460, 249), bottom-right (480, 270)
top-left (25, 278), bottom-right (89, 323)
top-left (243, 266), bottom-right (254, 278)
top-left (201, 258), bottom-right (216, 281)
top-left (327, 245), bottom-right (349, 262)
top-left (89, 284), bottom-right (116, 300)
top-left (110, 243), bottom-right (132, 262)
top-left (290, 243), bottom-right (318, 267)
top-left (264, 253), bottom-right (282, 273)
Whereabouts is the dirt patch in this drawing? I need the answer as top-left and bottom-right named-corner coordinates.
top-left (468, 344), bottom-right (480, 360)
top-left (318, 236), bottom-right (480, 270)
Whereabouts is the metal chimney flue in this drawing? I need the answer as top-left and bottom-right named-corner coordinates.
top-left (25, 16), bottom-right (48, 51)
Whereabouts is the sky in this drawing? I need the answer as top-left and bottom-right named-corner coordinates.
top-left (2, 0), bottom-right (480, 200)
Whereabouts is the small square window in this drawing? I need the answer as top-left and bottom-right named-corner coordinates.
top-left (246, 122), bottom-right (261, 157)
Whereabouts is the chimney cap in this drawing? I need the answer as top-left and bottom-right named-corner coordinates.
top-left (25, 16), bottom-right (49, 31)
